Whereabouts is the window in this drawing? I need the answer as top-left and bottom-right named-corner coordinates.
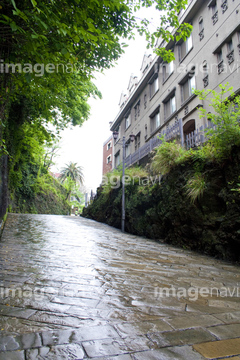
top-left (212, 3), bottom-right (217, 15)
top-left (107, 155), bottom-right (111, 164)
top-left (151, 112), bottom-right (160, 132)
top-left (181, 76), bottom-right (196, 103)
top-left (145, 124), bottom-right (148, 139)
top-left (199, 17), bottom-right (204, 41)
top-left (227, 40), bottom-right (233, 53)
top-left (134, 133), bottom-right (141, 151)
top-left (227, 40), bottom-right (234, 64)
top-left (115, 153), bottom-right (120, 167)
top-left (163, 60), bottom-right (174, 82)
top-left (178, 34), bottom-right (193, 61)
top-left (216, 49), bottom-right (224, 74)
top-left (211, 2), bottom-right (218, 25)
top-left (125, 114), bottom-right (131, 129)
top-left (125, 143), bottom-right (131, 158)
top-left (150, 76), bottom-right (159, 98)
top-left (164, 95), bottom-right (176, 120)
top-left (144, 94), bottom-right (147, 109)
top-left (134, 100), bottom-right (140, 120)
top-left (202, 61), bottom-right (209, 88)
top-left (217, 49), bottom-right (222, 63)
top-left (114, 126), bottom-right (120, 143)
top-left (107, 141), bottom-right (111, 150)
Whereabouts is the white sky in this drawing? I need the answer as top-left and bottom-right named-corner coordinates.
top-left (52, 8), bottom-right (160, 193)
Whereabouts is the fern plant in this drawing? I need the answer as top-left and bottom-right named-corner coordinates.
top-left (185, 173), bottom-right (206, 203)
top-left (152, 138), bottom-right (186, 175)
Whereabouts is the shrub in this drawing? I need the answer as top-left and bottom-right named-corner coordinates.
top-left (185, 173), bottom-right (206, 203)
top-left (152, 138), bottom-right (186, 175)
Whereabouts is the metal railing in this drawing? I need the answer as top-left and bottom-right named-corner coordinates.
top-left (123, 119), bottom-right (183, 168)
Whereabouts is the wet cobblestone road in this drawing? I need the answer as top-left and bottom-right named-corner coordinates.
top-left (0, 213), bottom-right (240, 359)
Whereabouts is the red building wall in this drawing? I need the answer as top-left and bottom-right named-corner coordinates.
top-left (102, 136), bottom-right (113, 175)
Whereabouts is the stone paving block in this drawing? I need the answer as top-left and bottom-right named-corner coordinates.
top-left (165, 314), bottom-right (223, 330)
top-left (185, 303), bottom-right (229, 314)
top-left (73, 324), bottom-right (120, 341)
top-left (115, 319), bottom-right (173, 338)
top-left (0, 304), bottom-right (17, 316)
top-left (7, 308), bottom-right (37, 319)
top-left (29, 311), bottom-right (84, 327)
top-left (19, 332), bottom-right (42, 349)
top-left (208, 299), bottom-right (240, 310)
top-left (42, 329), bottom-right (74, 346)
top-left (148, 328), bottom-right (217, 347)
top-left (0, 335), bottom-right (20, 351)
top-left (214, 311), bottom-right (240, 324)
top-left (91, 355), bottom-right (133, 360)
top-left (0, 350), bottom-right (25, 360)
top-left (193, 338), bottom-right (240, 359)
top-left (82, 338), bottom-right (129, 357)
top-left (25, 343), bottom-right (85, 359)
top-left (82, 335), bottom-right (154, 358)
top-left (0, 316), bottom-right (64, 334)
top-left (132, 345), bottom-right (206, 359)
top-left (208, 324), bottom-right (240, 340)
top-left (122, 335), bottom-right (155, 352)
top-left (51, 295), bottom-right (99, 308)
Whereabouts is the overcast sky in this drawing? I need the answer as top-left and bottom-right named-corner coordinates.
top-left (52, 8), bottom-right (160, 193)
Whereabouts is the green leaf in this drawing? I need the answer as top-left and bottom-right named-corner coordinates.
top-left (61, 48), bottom-right (68, 55)
top-left (25, 73), bottom-right (32, 83)
top-left (11, 0), bottom-right (18, 11)
top-left (10, 21), bottom-right (18, 31)
top-left (31, 0), bottom-right (37, 7)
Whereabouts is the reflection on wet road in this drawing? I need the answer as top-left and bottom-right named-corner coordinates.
top-left (0, 213), bottom-right (240, 359)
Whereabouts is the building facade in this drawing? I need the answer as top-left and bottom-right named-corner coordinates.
top-left (102, 135), bottom-right (113, 175)
top-left (110, 0), bottom-right (240, 168)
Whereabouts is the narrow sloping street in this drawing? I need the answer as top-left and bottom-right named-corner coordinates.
top-left (0, 213), bottom-right (240, 359)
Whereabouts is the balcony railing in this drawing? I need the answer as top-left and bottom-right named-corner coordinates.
top-left (203, 75), bottom-right (209, 88)
top-left (221, 0), bottom-right (228, 14)
top-left (212, 11), bottom-right (218, 25)
top-left (217, 60), bottom-right (224, 74)
top-left (123, 119), bottom-right (183, 168)
top-left (227, 50), bottom-right (234, 65)
top-left (199, 29), bottom-right (204, 41)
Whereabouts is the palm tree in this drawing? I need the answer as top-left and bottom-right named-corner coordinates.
top-left (59, 162), bottom-right (84, 185)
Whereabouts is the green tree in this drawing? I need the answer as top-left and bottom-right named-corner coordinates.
top-left (195, 84), bottom-right (240, 162)
top-left (59, 162), bottom-right (84, 186)
top-left (0, 0), bottom-right (191, 125)
top-left (0, 0), bottom-right (192, 216)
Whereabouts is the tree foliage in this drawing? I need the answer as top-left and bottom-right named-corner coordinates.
top-left (0, 0), bottom-right (192, 214)
top-left (0, 0), bottom-right (191, 125)
top-left (151, 84), bottom-right (240, 203)
top-left (59, 162), bottom-right (84, 185)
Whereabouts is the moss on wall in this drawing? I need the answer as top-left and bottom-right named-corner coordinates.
top-left (10, 174), bottom-right (70, 215)
top-left (82, 146), bottom-right (240, 262)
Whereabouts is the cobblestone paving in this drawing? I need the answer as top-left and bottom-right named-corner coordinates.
top-left (0, 213), bottom-right (240, 359)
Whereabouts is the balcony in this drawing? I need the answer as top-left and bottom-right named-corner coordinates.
top-left (203, 75), bottom-right (209, 88)
top-left (226, 50), bottom-right (234, 65)
top-left (199, 29), bottom-right (204, 41)
top-left (123, 120), bottom-right (182, 168)
top-left (217, 60), bottom-right (224, 74)
top-left (221, 0), bottom-right (228, 14)
top-left (212, 11), bottom-right (218, 25)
